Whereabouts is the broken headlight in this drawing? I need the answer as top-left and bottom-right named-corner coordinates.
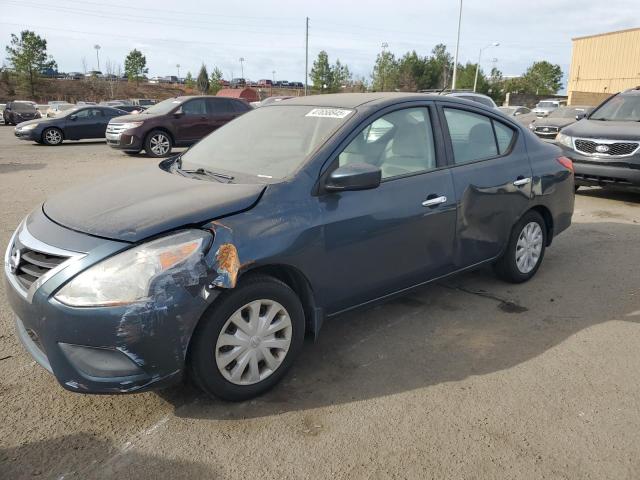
top-left (55, 230), bottom-right (211, 307)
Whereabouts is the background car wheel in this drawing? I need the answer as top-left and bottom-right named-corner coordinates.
top-left (42, 127), bottom-right (63, 145)
top-left (144, 130), bottom-right (172, 157)
top-left (189, 274), bottom-right (305, 401)
top-left (494, 210), bottom-right (547, 283)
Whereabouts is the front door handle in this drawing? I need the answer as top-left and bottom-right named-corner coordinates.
top-left (513, 177), bottom-right (531, 187)
top-left (422, 195), bottom-right (447, 207)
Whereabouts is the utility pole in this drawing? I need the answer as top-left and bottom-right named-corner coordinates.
top-left (94, 44), bottom-right (101, 71)
top-left (272, 70), bottom-right (275, 95)
top-left (239, 57), bottom-right (245, 80)
top-left (176, 63), bottom-right (180, 80)
top-left (451, 0), bottom-right (462, 90)
top-left (304, 16), bottom-right (309, 96)
top-left (381, 42), bottom-right (388, 91)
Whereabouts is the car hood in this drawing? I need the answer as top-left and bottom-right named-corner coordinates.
top-left (110, 112), bottom-right (162, 122)
top-left (562, 119), bottom-right (640, 140)
top-left (531, 117), bottom-right (575, 128)
top-left (43, 165), bottom-right (266, 242)
top-left (15, 118), bottom-right (45, 127)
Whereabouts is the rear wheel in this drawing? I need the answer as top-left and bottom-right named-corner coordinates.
top-left (42, 127), bottom-right (63, 145)
top-left (495, 210), bottom-right (547, 283)
top-left (144, 130), bottom-right (172, 157)
top-left (189, 275), bottom-right (305, 401)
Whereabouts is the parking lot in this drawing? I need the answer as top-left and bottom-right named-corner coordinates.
top-left (1, 125), bottom-right (640, 479)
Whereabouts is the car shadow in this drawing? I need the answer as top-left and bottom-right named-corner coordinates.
top-left (33, 141), bottom-right (107, 147)
top-left (157, 221), bottom-right (640, 420)
top-left (577, 186), bottom-right (640, 204)
top-left (0, 433), bottom-right (215, 480)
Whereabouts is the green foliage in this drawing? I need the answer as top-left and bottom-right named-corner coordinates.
top-left (185, 71), bottom-right (194, 88)
top-left (310, 51), bottom-right (352, 93)
top-left (197, 64), bottom-right (209, 94)
top-left (5, 30), bottom-right (56, 97)
top-left (371, 50), bottom-right (399, 91)
top-left (522, 61), bottom-right (563, 95)
top-left (209, 66), bottom-right (224, 94)
top-left (124, 49), bottom-right (148, 86)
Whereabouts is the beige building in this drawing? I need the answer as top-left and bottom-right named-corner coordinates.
top-left (567, 27), bottom-right (640, 105)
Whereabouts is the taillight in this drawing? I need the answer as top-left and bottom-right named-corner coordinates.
top-left (557, 156), bottom-right (573, 172)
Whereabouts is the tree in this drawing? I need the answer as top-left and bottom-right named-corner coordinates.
top-left (522, 61), bottom-right (563, 95)
top-left (5, 30), bottom-right (57, 97)
top-left (430, 43), bottom-right (453, 89)
top-left (209, 66), bottom-right (224, 94)
top-left (124, 49), bottom-right (147, 86)
top-left (371, 49), bottom-right (399, 91)
top-left (197, 64), bottom-right (209, 94)
top-left (332, 59), bottom-right (351, 91)
top-left (310, 51), bottom-right (333, 92)
top-left (397, 51), bottom-right (440, 92)
top-left (185, 71), bottom-right (194, 88)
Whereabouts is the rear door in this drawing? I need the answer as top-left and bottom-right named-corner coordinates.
top-left (206, 98), bottom-right (239, 132)
top-left (438, 103), bottom-right (533, 268)
top-left (317, 104), bottom-right (458, 312)
top-left (174, 98), bottom-right (209, 143)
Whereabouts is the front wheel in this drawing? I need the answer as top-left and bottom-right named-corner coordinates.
top-left (144, 130), bottom-right (172, 157)
top-left (189, 275), bottom-right (305, 401)
top-left (42, 127), bottom-right (63, 145)
top-left (494, 210), bottom-right (547, 283)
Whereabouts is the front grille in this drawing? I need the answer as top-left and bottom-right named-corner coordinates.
top-left (535, 126), bottom-right (559, 134)
top-left (10, 241), bottom-right (69, 291)
top-left (574, 139), bottom-right (639, 157)
top-left (106, 123), bottom-right (127, 135)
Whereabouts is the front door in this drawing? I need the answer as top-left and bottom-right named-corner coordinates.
top-left (64, 108), bottom-right (104, 139)
top-left (317, 105), bottom-right (457, 313)
top-left (438, 104), bottom-right (533, 268)
top-left (174, 98), bottom-right (210, 143)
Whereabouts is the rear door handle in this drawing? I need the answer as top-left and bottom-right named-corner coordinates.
top-left (513, 177), bottom-right (531, 187)
top-left (422, 195), bottom-right (447, 207)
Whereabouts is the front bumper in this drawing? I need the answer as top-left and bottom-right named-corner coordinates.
top-left (560, 147), bottom-right (640, 187)
top-left (14, 128), bottom-right (40, 141)
top-left (4, 209), bottom-right (218, 394)
top-left (106, 130), bottom-right (144, 152)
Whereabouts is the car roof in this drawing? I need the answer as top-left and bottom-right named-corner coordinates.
top-left (277, 92), bottom-right (472, 109)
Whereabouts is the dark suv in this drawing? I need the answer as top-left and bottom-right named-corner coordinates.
top-left (106, 96), bottom-right (250, 157)
top-left (556, 87), bottom-right (640, 189)
top-left (3, 101), bottom-right (40, 125)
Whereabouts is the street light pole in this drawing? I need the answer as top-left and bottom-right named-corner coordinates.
top-left (381, 42), bottom-right (388, 91)
top-left (94, 44), bottom-right (101, 71)
top-left (304, 16), bottom-right (309, 96)
top-left (473, 42), bottom-right (499, 92)
top-left (176, 64), bottom-right (180, 80)
top-left (451, 0), bottom-right (462, 91)
top-left (239, 57), bottom-right (245, 80)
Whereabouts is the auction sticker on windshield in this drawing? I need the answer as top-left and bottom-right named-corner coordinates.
top-left (305, 108), bottom-right (352, 119)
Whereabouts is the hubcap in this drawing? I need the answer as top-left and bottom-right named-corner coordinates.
top-left (215, 299), bottom-right (292, 386)
top-left (149, 134), bottom-right (170, 155)
top-left (45, 129), bottom-right (61, 144)
top-left (515, 221), bottom-right (543, 274)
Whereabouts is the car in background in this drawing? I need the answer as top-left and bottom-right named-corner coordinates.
top-left (46, 103), bottom-right (76, 117)
top-left (230, 78), bottom-right (246, 88)
top-left (556, 87), bottom-right (640, 190)
top-left (253, 96), bottom-right (294, 108)
top-left (106, 95), bottom-right (251, 157)
top-left (85, 71), bottom-right (103, 79)
top-left (14, 105), bottom-right (127, 145)
top-left (498, 106), bottom-right (538, 126)
top-left (532, 99), bottom-right (567, 117)
top-left (528, 106), bottom-right (594, 141)
top-left (4, 92), bottom-right (574, 400)
top-left (76, 101), bottom-right (97, 105)
top-left (130, 98), bottom-right (156, 106)
top-left (444, 91), bottom-right (498, 109)
top-left (111, 105), bottom-right (146, 114)
top-left (3, 101), bottom-right (40, 125)
top-left (65, 72), bottom-right (83, 80)
top-left (258, 79), bottom-right (273, 87)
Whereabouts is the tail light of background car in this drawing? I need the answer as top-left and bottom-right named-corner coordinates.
top-left (557, 156), bottom-right (574, 172)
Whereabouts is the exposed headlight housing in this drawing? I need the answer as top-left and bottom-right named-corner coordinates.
top-left (118, 121), bottom-right (144, 130)
top-left (55, 230), bottom-right (211, 307)
top-left (556, 132), bottom-right (574, 149)
top-left (20, 123), bottom-right (39, 131)
top-left (528, 123), bottom-right (535, 130)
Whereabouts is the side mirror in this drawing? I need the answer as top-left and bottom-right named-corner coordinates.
top-left (173, 108), bottom-right (184, 118)
top-left (575, 112), bottom-right (587, 121)
top-left (69, 114), bottom-right (77, 121)
top-left (514, 111), bottom-right (521, 116)
top-left (325, 163), bottom-right (382, 192)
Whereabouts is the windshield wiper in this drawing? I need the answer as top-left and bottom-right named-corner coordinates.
top-left (178, 167), bottom-right (234, 183)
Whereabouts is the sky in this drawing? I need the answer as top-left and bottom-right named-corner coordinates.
top-left (1, 0), bottom-right (638, 91)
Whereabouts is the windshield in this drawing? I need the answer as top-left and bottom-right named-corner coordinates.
top-left (180, 105), bottom-right (353, 180)
top-left (142, 98), bottom-right (180, 114)
top-left (13, 102), bottom-right (36, 113)
top-left (499, 107), bottom-right (516, 115)
top-left (58, 107), bottom-right (82, 117)
top-left (590, 94), bottom-right (640, 121)
top-left (537, 101), bottom-right (557, 108)
top-left (549, 107), bottom-right (586, 119)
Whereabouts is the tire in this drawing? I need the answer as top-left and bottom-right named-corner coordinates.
top-left (144, 130), bottom-right (172, 157)
top-left (494, 210), bottom-right (547, 283)
top-left (42, 127), bottom-right (63, 145)
top-left (123, 150), bottom-right (141, 155)
top-left (189, 274), bottom-right (305, 401)
top-left (575, 185), bottom-right (580, 193)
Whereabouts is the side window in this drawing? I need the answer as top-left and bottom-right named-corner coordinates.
top-left (73, 109), bottom-right (90, 119)
top-left (444, 108), bottom-right (498, 164)
top-left (209, 99), bottom-right (236, 114)
top-left (182, 99), bottom-right (207, 115)
top-left (493, 121), bottom-right (515, 154)
top-left (89, 109), bottom-right (103, 118)
top-left (338, 107), bottom-right (436, 180)
top-left (232, 100), bottom-right (250, 113)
